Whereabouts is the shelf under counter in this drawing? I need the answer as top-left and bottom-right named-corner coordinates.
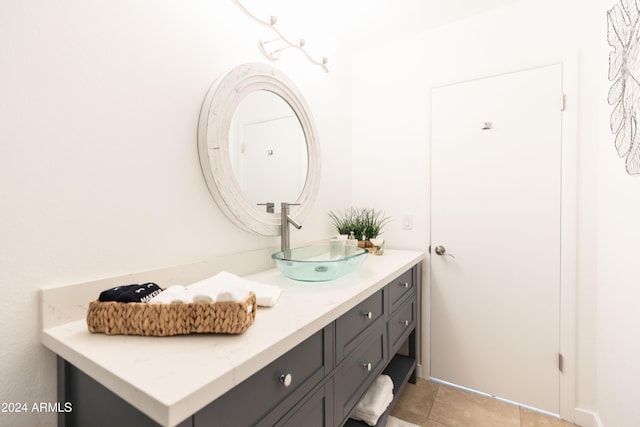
top-left (343, 354), bottom-right (417, 427)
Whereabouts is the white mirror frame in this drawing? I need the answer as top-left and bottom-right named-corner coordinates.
top-left (198, 63), bottom-right (321, 236)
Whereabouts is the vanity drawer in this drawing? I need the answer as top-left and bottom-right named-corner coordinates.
top-left (336, 289), bottom-right (384, 362)
top-left (334, 317), bottom-right (387, 425)
top-left (387, 268), bottom-right (415, 315)
top-left (194, 326), bottom-right (331, 427)
top-left (388, 295), bottom-right (416, 356)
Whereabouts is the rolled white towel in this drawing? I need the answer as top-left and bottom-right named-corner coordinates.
top-left (192, 285), bottom-right (249, 303)
top-left (192, 294), bottom-right (214, 303)
top-left (351, 375), bottom-right (394, 426)
top-left (190, 283), bottom-right (220, 303)
top-left (148, 285), bottom-right (194, 304)
top-left (188, 273), bottom-right (250, 303)
top-left (215, 285), bottom-right (249, 302)
top-left (188, 271), bottom-right (281, 306)
top-left (190, 284), bottom-right (219, 303)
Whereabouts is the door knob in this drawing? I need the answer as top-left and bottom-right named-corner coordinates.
top-left (279, 373), bottom-right (292, 387)
top-left (434, 245), bottom-right (455, 259)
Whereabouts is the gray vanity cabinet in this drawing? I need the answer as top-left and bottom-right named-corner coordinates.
top-left (57, 264), bottom-right (420, 427)
top-left (194, 265), bottom-right (418, 427)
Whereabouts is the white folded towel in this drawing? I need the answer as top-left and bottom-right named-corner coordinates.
top-left (246, 281), bottom-right (283, 307)
top-left (351, 375), bottom-right (394, 426)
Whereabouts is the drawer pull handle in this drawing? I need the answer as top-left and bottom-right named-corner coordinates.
top-left (279, 373), bottom-right (293, 387)
top-left (401, 282), bottom-right (410, 288)
top-left (363, 311), bottom-right (372, 319)
top-left (362, 362), bottom-right (372, 372)
top-left (400, 320), bottom-right (410, 327)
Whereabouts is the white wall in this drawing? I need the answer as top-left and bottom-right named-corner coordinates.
top-left (0, 1), bottom-right (352, 425)
top-left (353, 0), bottom-right (602, 423)
top-left (596, 0), bottom-right (640, 425)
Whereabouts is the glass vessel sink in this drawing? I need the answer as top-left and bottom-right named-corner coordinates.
top-left (272, 243), bottom-right (368, 282)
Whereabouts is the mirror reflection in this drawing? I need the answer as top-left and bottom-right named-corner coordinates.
top-left (229, 90), bottom-right (308, 213)
top-left (198, 62), bottom-right (320, 236)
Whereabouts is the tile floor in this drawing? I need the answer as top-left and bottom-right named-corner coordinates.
top-left (390, 378), bottom-right (577, 427)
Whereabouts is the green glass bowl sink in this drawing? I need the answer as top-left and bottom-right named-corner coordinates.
top-left (272, 243), bottom-right (368, 282)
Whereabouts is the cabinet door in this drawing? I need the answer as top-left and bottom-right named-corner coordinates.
top-left (333, 318), bottom-right (387, 426)
top-left (58, 358), bottom-right (193, 427)
top-left (275, 379), bottom-right (333, 427)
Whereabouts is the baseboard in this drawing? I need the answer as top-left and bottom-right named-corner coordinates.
top-left (574, 408), bottom-right (603, 427)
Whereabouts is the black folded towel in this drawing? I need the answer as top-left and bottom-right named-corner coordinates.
top-left (98, 282), bottom-right (162, 303)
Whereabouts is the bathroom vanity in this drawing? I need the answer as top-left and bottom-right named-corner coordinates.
top-left (41, 249), bottom-right (423, 427)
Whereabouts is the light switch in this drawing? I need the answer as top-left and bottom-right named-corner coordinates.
top-left (402, 213), bottom-right (413, 230)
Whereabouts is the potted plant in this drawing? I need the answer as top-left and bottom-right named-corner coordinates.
top-left (328, 207), bottom-right (390, 254)
top-left (328, 207), bottom-right (359, 237)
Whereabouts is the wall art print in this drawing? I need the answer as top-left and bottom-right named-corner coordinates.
top-left (608, 0), bottom-right (640, 175)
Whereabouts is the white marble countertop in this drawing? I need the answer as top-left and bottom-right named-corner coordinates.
top-left (40, 249), bottom-right (424, 427)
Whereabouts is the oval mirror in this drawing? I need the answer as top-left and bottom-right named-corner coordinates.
top-left (197, 63), bottom-right (320, 236)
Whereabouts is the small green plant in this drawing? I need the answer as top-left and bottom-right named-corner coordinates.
top-left (360, 208), bottom-right (390, 240)
top-left (328, 207), bottom-right (358, 236)
top-left (328, 207), bottom-right (390, 240)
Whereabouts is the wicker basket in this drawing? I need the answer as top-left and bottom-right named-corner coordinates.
top-left (86, 292), bottom-right (256, 336)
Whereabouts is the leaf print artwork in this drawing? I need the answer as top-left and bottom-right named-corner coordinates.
top-left (608, 0), bottom-right (640, 175)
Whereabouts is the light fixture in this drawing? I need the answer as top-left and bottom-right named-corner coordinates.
top-left (231, 0), bottom-right (329, 73)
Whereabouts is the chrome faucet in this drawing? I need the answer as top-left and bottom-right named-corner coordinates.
top-left (257, 202), bottom-right (275, 213)
top-left (281, 202), bottom-right (302, 251)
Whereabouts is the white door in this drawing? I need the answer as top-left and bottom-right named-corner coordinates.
top-left (239, 116), bottom-right (305, 207)
top-left (430, 64), bottom-right (563, 413)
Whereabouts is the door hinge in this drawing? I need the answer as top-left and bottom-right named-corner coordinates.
top-left (560, 93), bottom-right (566, 111)
top-left (558, 353), bottom-right (564, 373)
